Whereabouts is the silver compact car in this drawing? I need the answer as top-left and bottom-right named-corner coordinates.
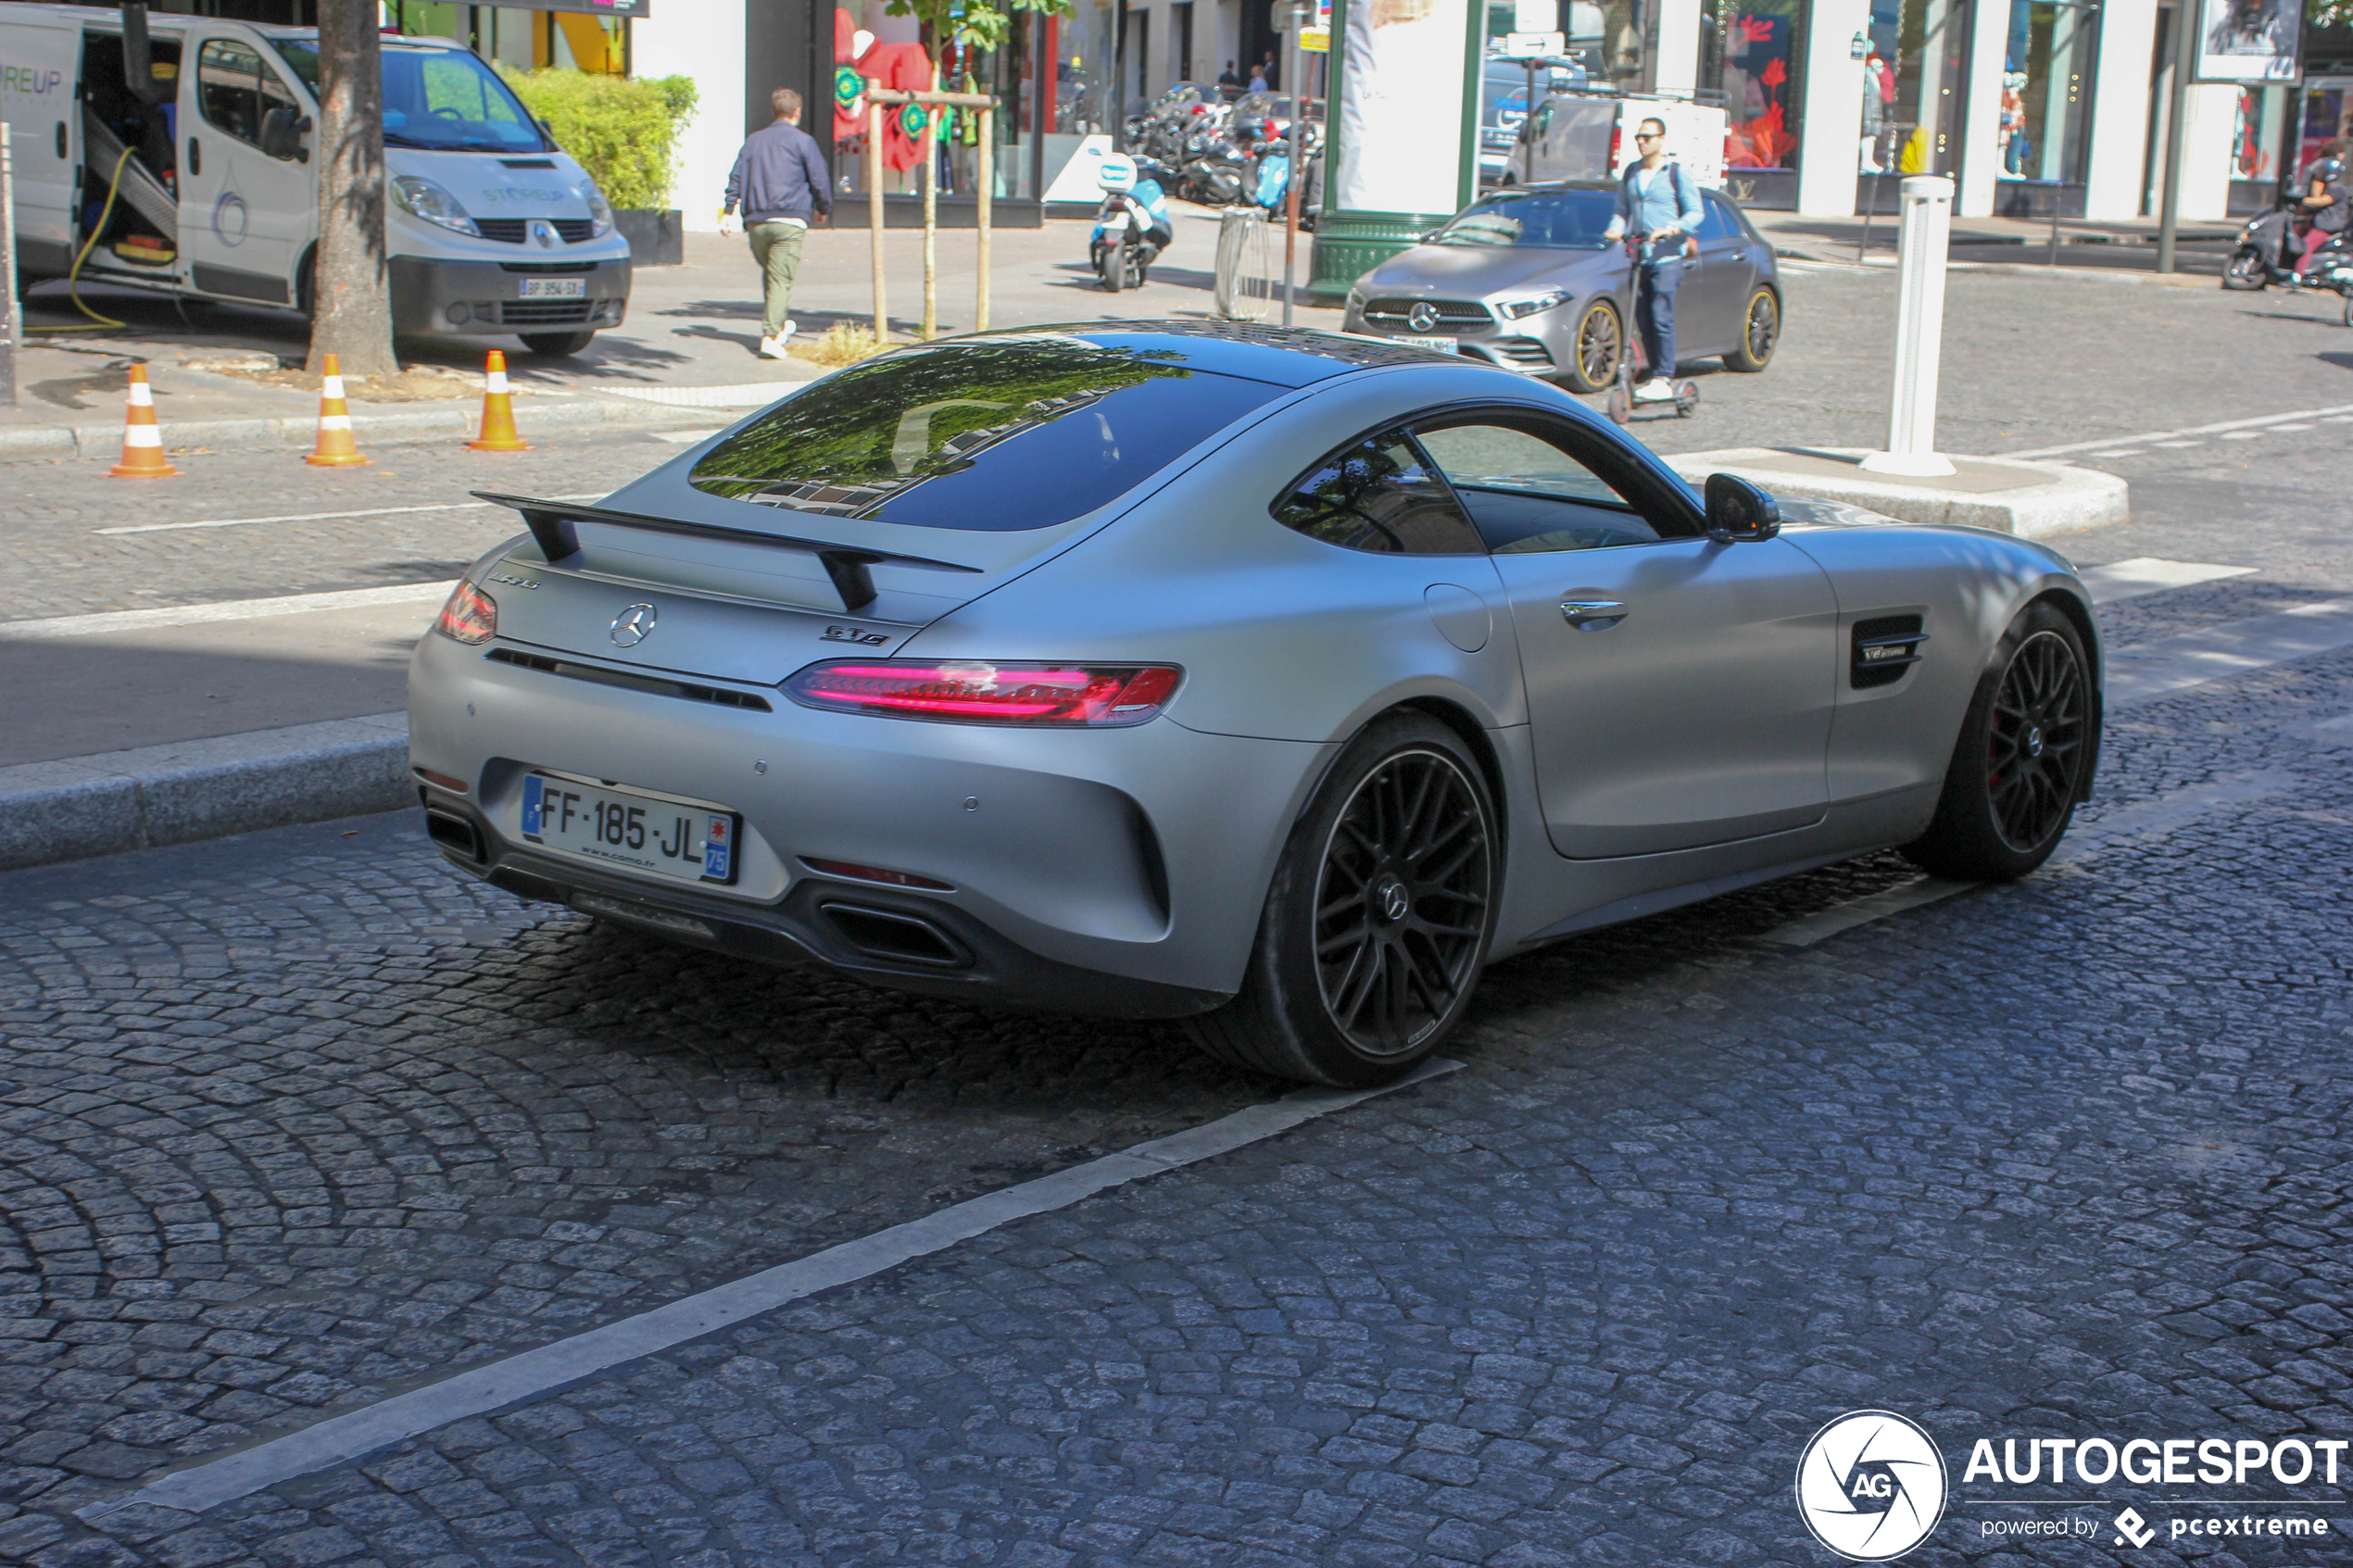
top-left (409, 324), bottom-right (2099, 1086)
top-left (1340, 182), bottom-right (1781, 393)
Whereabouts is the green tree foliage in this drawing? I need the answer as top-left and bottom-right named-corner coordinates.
top-left (884, 0), bottom-right (1071, 57)
top-left (501, 68), bottom-right (698, 210)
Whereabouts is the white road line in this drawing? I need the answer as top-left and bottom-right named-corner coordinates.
top-left (76, 1059), bottom-right (1461, 1523)
top-left (0, 582), bottom-right (456, 641)
top-left (1756, 876), bottom-right (1978, 948)
top-left (2004, 401), bottom-right (2353, 460)
top-left (1757, 769), bottom-right (2298, 948)
top-left (2221, 430), bottom-right (2268, 440)
top-left (2108, 596), bottom-right (2353, 708)
top-left (650, 428), bottom-right (726, 445)
top-left (2149, 440), bottom-right (2206, 448)
top-left (94, 492), bottom-right (608, 536)
top-left (2079, 558), bottom-right (2258, 605)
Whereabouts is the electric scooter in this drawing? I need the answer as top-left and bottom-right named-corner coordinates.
top-left (1607, 243), bottom-right (1698, 424)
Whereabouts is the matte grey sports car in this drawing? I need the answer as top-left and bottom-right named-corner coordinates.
top-left (409, 323), bottom-right (2100, 1086)
top-left (1340, 182), bottom-right (1780, 393)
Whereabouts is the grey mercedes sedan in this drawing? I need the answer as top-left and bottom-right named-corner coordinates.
top-left (1340, 182), bottom-right (1781, 393)
top-left (409, 324), bottom-right (2096, 1088)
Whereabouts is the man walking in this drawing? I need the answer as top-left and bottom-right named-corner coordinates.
top-left (721, 89), bottom-right (833, 359)
top-left (1603, 117), bottom-right (1703, 402)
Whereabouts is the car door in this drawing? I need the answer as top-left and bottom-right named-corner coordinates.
top-left (179, 30), bottom-right (312, 307)
top-left (1416, 413), bottom-right (1839, 859)
top-left (1, 18), bottom-right (82, 276)
top-left (1678, 191), bottom-right (1755, 358)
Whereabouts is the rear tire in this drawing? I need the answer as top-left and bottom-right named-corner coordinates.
top-left (1901, 602), bottom-right (2093, 882)
top-left (1099, 245), bottom-right (1126, 293)
top-left (519, 331), bottom-right (596, 357)
top-left (1186, 714), bottom-right (1498, 1086)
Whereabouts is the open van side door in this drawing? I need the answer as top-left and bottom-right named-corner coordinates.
top-left (1, 18), bottom-right (84, 276)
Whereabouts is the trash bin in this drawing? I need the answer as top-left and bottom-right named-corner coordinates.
top-left (1214, 207), bottom-right (1274, 321)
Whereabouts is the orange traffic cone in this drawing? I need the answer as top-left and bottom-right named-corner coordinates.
top-left (305, 354), bottom-right (370, 467)
top-left (107, 364), bottom-right (178, 478)
top-left (466, 349), bottom-right (530, 452)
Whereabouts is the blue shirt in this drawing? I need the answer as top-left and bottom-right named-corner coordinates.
top-left (725, 120), bottom-right (833, 225)
top-left (1617, 160), bottom-right (1704, 237)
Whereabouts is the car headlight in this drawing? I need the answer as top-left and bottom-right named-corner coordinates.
top-left (392, 176), bottom-right (480, 237)
top-left (1499, 290), bottom-right (1570, 320)
top-left (579, 179), bottom-right (615, 238)
top-left (1345, 285), bottom-right (1366, 314)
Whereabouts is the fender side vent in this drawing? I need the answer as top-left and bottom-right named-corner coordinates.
top-left (1852, 615), bottom-right (1928, 689)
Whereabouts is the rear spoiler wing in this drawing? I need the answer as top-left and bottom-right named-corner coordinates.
top-left (472, 492), bottom-right (980, 614)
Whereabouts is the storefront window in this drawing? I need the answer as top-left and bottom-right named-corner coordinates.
top-left (2233, 83), bottom-right (2289, 182)
top-left (1997, 0), bottom-right (2095, 185)
top-left (1865, 0), bottom-right (1969, 177)
top-left (1702, 0), bottom-right (1806, 170)
top-left (2298, 77), bottom-right (2353, 180)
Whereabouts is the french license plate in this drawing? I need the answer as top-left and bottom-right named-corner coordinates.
top-left (519, 278), bottom-right (587, 298)
top-left (521, 773), bottom-right (739, 885)
top-left (1390, 333), bottom-right (1457, 351)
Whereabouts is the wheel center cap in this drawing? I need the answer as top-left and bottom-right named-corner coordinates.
top-left (1372, 875), bottom-right (1411, 923)
top-left (2024, 724), bottom-right (2045, 759)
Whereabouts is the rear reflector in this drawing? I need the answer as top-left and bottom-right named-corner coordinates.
top-left (784, 660), bottom-right (1182, 727)
top-left (434, 581), bottom-right (497, 645)
top-left (803, 857), bottom-right (955, 890)
top-left (414, 767), bottom-right (469, 794)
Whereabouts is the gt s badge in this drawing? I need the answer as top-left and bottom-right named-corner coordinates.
top-left (822, 624), bottom-right (889, 646)
top-left (486, 573), bottom-right (539, 590)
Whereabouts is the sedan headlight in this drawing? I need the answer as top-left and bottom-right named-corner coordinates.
top-left (1499, 290), bottom-right (1570, 320)
top-left (1345, 285), bottom-right (1366, 314)
top-left (579, 178), bottom-right (615, 238)
top-left (391, 176), bottom-right (480, 237)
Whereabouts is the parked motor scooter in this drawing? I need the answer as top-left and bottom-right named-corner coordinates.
top-left (1089, 154), bottom-right (1176, 292)
top-left (1177, 130), bottom-right (1249, 205)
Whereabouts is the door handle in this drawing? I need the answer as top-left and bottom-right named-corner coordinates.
top-left (188, 136), bottom-right (201, 177)
top-left (1560, 598), bottom-right (1628, 630)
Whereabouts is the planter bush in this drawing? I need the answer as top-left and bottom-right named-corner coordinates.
top-left (501, 67), bottom-right (697, 212)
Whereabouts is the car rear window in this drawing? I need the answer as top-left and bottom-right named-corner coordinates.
top-left (687, 339), bottom-right (1283, 531)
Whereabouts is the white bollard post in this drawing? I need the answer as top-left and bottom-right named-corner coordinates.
top-left (1859, 175), bottom-right (1956, 478)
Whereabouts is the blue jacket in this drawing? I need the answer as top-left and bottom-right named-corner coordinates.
top-left (726, 119), bottom-right (833, 225)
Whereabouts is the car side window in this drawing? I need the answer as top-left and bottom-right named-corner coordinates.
top-left (1414, 421), bottom-right (1664, 553)
top-left (1272, 432), bottom-right (1487, 555)
top-left (1697, 194), bottom-right (1735, 242)
top-left (197, 40), bottom-right (266, 145)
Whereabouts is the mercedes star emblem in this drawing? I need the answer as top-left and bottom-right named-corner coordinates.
top-left (1406, 302), bottom-right (1441, 333)
top-left (610, 603), bottom-right (658, 647)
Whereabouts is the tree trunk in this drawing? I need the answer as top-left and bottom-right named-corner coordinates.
top-left (307, 0), bottom-right (398, 378)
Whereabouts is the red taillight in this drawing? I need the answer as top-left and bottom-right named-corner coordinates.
top-left (434, 581), bottom-right (497, 645)
top-left (803, 857), bottom-right (955, 890)
top-left (785, 660), bottom-right (1183, 727)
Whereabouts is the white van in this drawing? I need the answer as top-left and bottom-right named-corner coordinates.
top-left (1516, 93), bottom-right (1730, 192)
top-left (0, 3), bottom-right (631, 356)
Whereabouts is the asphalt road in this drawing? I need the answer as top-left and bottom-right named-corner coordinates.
top-left (1, 261), bottom-right (2350, 1566)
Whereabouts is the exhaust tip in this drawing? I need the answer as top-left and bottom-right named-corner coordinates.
top-left (422, 809), bottom-right (484, 861)
top-left (819, 902), bottom-right (970, 969)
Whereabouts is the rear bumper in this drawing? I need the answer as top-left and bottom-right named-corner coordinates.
top-left (407, 632), bottom-right (1334, 1014)
top-left (388, 253), bottom-right (631, 336)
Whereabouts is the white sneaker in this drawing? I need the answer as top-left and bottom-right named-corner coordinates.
top-left (779, 319), bottom-right (797, 340)
top-left (1634, 377), bottom-right (1676, 402)
top-left (757, 334), bottom-right (785, 359)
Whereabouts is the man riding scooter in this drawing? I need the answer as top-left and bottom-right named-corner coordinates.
top-left (1603, 117), bottom-right (1704, 404)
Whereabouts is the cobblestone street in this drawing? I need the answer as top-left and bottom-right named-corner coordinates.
top-left (2, 264), bottom-right (2351, 1565)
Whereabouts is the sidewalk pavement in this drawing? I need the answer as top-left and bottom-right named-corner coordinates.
top-left (3, 206), bottom-right (1253, 458)
top-left (1750, 207), bottom-right (2240, 281)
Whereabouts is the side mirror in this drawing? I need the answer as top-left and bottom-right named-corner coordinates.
top-left (259, 107), bottom-right (296, 159)
top-left (1704, 472), bottom-right (1780, 541)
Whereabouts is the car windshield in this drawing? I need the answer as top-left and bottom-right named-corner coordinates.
top-left (270, 41), bottom-right (549, 153)
top-left (687, 339), bottom-right (1285, 532)
top-left (1432, 189), bottom-right (1615, 249)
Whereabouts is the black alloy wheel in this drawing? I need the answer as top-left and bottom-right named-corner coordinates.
top-left (1561, 299), bottom-right (1621, 394)
top-left (1984, 627), bottom-right (2088, 853)
top-left (1188, 714), bottom-right (1499, 1085)
top-left (1310, 747), bottom-right (1492, 1060)
top-left (1726, 286), bottom-right (1779, 371)
top-left (1903, 602), bottom-right (2094, 881)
